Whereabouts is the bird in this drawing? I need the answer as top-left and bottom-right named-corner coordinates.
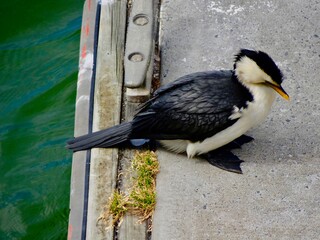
top-left (66, 49), bottom-right (289, 174)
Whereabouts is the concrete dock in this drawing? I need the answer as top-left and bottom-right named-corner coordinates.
top-left (153, 1), bottom-right (320, 239)
top-left (69, 0), bottom-right (320, 239)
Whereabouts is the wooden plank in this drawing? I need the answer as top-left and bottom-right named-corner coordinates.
top-left (118, 102), bottom-right (148, 240)
top-left (124, 0), bottom-right (154, 88)
top-left (118, 1), bottom-right (160, 239)
top-left (68, 0), bottom-right (98, 239)
top-left (86, 0), bottom-right (127, 239)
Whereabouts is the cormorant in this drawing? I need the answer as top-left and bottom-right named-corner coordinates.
top-left (67, 49), bottom-right (289, 173)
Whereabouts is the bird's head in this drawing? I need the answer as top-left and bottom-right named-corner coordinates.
top-left (234, 49), bottom-right (289, 100)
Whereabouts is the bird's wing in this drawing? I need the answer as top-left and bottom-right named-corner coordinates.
top-left (132, 71), bottom-right (253, 142)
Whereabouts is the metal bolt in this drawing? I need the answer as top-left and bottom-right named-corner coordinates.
top-left (133, 14), bottom-right (149, 26)
top-left (128, 52), bottom-right (144, 62)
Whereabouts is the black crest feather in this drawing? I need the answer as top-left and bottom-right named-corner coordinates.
top-left (234, 49), bottom-right (284, 84)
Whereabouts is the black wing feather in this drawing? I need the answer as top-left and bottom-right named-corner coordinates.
top-left (66, 70), bottom-right (253, 151)
top-left (131, 70), bottom-right (253, 142)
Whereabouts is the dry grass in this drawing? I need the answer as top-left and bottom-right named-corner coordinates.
top-left (102, 150), bottom-right (159, 228)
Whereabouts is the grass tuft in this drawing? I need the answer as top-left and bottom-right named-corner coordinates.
top-left (108, 191), bottom-right (128, 226)
top-left (103, 150), bottom-right (159, 227)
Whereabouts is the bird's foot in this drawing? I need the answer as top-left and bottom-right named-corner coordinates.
top-left (221, 134), bottom-right (254, 151)
top-left (200, 149), bottom-right (244, 174)
top-left (116, 139), bottom-right (156, 150)
top-left (234, 134), bottom-right (254, 146)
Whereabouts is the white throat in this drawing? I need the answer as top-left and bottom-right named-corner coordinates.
top-left (233, 55), bottom-right (277, 124)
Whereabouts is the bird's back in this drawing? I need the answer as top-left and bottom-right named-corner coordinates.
top-left (131, 70), bottom-right (253, 142)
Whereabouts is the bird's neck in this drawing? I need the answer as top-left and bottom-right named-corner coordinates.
top-left (232, 72), bottom-right (276, 109)
top-left (247, 82), bottom-right (276, 105)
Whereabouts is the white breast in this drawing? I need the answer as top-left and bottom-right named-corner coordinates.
top-left (185, 84), bottom-right (277, 158)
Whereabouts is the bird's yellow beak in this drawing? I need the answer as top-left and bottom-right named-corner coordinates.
top-left (265, 81), bottom-right (290, 100)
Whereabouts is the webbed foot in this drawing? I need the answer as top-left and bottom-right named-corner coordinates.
top-left (200, 149), bottom-right (244, 174)
top-left (200, 135), bottom-right (253, 173)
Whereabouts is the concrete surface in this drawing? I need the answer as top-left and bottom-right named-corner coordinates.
top-left (152, 0), bottom-right (320, 239)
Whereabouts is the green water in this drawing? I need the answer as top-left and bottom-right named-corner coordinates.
top-left (0, 1), bottom-right (83, 239)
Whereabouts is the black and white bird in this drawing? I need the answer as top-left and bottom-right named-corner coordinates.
top-left (67, 49), bottom-right (289, 173)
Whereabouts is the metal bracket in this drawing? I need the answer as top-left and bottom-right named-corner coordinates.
top-left (124, 0), bottom-right (154, 102)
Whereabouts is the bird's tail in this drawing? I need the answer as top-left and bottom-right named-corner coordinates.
top-left (66, 122), bottom-right (132, 152)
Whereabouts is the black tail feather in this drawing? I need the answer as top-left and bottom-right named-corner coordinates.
top-left (66, 122), bottom-right (132, 152)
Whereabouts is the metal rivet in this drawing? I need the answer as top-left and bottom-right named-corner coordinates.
top-left (128, 52), bottom-right (144, 62)
top-left (133, 14), bottom-right (149, 26)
